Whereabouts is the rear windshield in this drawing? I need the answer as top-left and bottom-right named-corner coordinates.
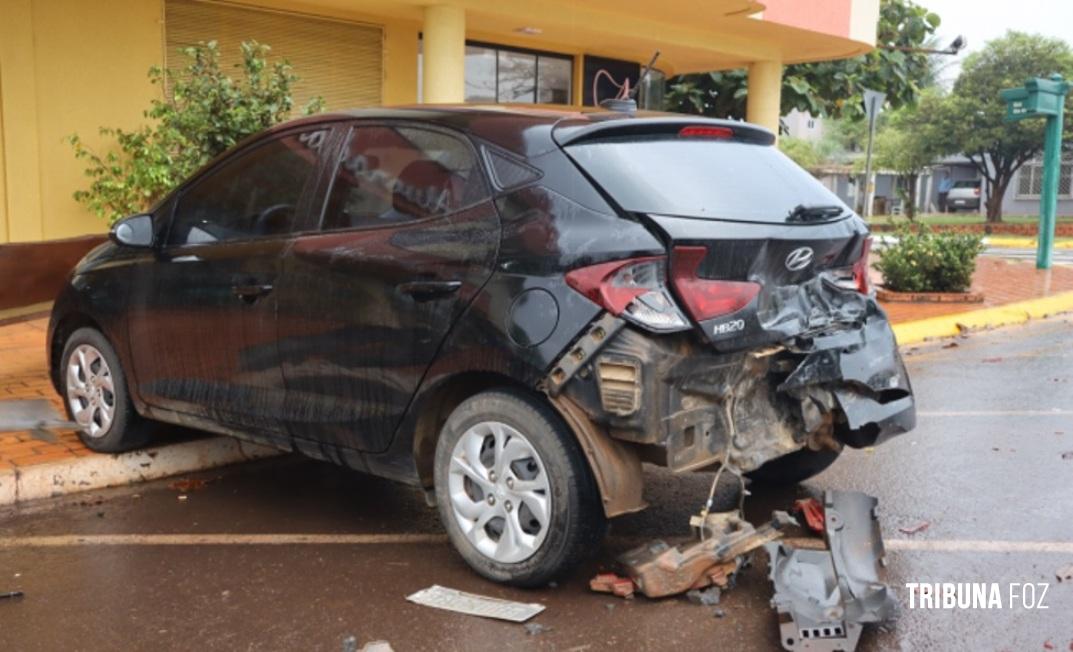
top-left (565, 137), bottom-right (849, 223)
top-left (953, 180), bottom-right (980, 188)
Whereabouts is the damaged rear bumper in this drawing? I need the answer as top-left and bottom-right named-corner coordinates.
top-left (546, 301), bottom-right (914, 476)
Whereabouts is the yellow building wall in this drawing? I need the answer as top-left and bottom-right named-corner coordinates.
top-left (31, 0), bottom-right (164, 243)
top-left (0, 0), bottom-right (418, 244)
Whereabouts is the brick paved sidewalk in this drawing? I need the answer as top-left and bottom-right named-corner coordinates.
top-left (876, 256), bottom-right (1073, 323)
top-left (2, 256), bottom-right (1072, 474)
top-left (0, 319), bottom-right (97, 470)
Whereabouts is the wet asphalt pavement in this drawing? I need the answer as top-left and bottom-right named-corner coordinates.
top-left (2, 318), bottom-right (1072, 651)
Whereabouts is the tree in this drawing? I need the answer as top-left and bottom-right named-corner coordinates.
top-left (665, 0), bottom-right (941, 122)
top-left (928, 32), bottom-right (1073, 222)
top-left (778, 137), bottom-right (825, 170)
top-left (70, 41), bottom-right (324, 224)
top-left (871, 92), bottom-right (945, 219)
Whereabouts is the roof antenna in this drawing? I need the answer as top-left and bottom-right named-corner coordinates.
top-left (629, 50), bottom-right (661, 101)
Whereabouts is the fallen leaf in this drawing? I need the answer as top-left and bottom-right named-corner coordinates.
top-left (168, 478), bottom-right (207, 492)
top-left (1062, 452), bottom-right (1073, 460)
top-left (899, 521), bottom-right (930, 535)
top-left (942, 341), bottom-right (959, 349)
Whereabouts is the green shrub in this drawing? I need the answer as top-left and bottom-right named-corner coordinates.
top-left (875, 225), bottom-right (985, 292)
top-left (69, 40), bottom-right (324, 224)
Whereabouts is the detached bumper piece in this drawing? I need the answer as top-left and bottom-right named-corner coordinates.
top-left (765, 490), bottom-right (897, 652)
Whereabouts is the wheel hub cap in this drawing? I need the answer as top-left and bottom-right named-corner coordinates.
top-left (447, 421), bottom-right (551, 563)
top-left (65, 344), bottom-right (116, 439)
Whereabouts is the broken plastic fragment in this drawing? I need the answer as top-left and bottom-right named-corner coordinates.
top-left (765, 490), bottom-right (897, 652)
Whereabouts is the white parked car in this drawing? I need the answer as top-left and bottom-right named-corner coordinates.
top-left (947, 179), bottom-right (981, 212)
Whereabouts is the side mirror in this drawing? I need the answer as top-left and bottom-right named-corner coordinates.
top-left (110, 213), bottom-right (154, 248)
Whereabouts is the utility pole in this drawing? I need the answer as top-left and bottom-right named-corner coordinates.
top-left (860, 89), bottom-right (886, 218)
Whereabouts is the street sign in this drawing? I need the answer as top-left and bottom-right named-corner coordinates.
top-left (1000, 87), bottom-right (1032, 121)
top-left (862, 89), bottom-right (886, 121)
top-left (1002, 75), bottom-right (1069, 122)
top-left (1000, 74), bottom-right (1070, 269)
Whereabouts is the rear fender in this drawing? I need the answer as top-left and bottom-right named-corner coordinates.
top-left (546, 393), bottom-right (646, 518)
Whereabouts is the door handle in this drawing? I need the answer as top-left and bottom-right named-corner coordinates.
top-left (231, 283), bottom-right (274, 303)
top-left (398, 280), bottom-right (462, 301)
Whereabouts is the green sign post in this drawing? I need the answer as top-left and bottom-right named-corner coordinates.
top-left (1000, 74), bottom-right (1069, 269)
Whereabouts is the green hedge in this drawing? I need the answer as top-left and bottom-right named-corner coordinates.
top-left (875, 226), bottom-right (985, 293)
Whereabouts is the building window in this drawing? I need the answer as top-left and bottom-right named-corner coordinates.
top-left (464, 42), bottom-right (572, 105)
top-left (583, 55), bottom-right (640, 106)
top-left (1017, 160), bottom-right (1073, 198)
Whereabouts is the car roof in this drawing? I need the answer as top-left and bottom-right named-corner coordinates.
top-left (271, 104), bottom-right (774, 155)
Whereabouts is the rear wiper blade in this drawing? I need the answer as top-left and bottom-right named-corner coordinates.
top-left (786, 204), bottom-right (847, 223)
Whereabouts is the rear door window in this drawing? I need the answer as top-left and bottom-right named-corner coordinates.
top-left (321, 125), bottom-right (488, 231)
top-left (565, 137), bottom-right (849, 223)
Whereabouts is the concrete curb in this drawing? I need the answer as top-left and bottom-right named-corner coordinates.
top-left (0, 437), bottom-right (281, 507)
top-left (985, 236), bottom-right (1073, 250)
top-left (892, 290), bottom-right (1073, 345)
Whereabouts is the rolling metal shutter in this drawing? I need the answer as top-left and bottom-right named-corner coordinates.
top-left (165, 0), bottom-right (383, 111)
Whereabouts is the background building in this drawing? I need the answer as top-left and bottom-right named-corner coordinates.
top-left (0, 0), bottom-right (879, 245)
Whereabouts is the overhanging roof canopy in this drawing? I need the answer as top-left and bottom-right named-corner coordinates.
top-left (301, 0), bottom-right (878, 74)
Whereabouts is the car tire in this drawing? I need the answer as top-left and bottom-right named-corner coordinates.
top-left (433, 388), bottom-right (607, 587)
top-left (60, 327), bottom-right (151, 453)
top-left (746, 447), bottom-right (841, 485)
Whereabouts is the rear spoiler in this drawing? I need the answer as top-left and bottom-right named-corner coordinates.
top-left (552, 117), bottom-right (775, 147)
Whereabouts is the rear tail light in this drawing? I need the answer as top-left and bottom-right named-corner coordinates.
top-left (670, 247), bottom-right (760, 321)
top-left (973, 187), bottom-right (981, 196)
top-left (565, 257), bottom-right (690, 332)
top-left (851, 237), bottom-right (873, 295)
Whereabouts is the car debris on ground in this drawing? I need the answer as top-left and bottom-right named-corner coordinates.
top-left (523, 622), bottom-right (552, 636)
top-left (588, 477), bottom-right (897, 652)
top-left (617, 510), bottom-right (793, 598)
top-left (1056, 564), bottom-right (1073, 583)
top-left (341, 636), bottom-right (394, 652)
top-left (792, 498), bottom-right (826, 534)
top-left (765, 491), bottom-right (898, 652)
top-left (405, 585), bottom-right (545, 623)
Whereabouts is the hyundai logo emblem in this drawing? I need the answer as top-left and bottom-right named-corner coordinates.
top-left (785, 247), bottom-right (814, 272)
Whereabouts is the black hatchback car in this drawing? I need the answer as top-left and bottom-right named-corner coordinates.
top-left (49, 106), bottom-right (915, 586)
